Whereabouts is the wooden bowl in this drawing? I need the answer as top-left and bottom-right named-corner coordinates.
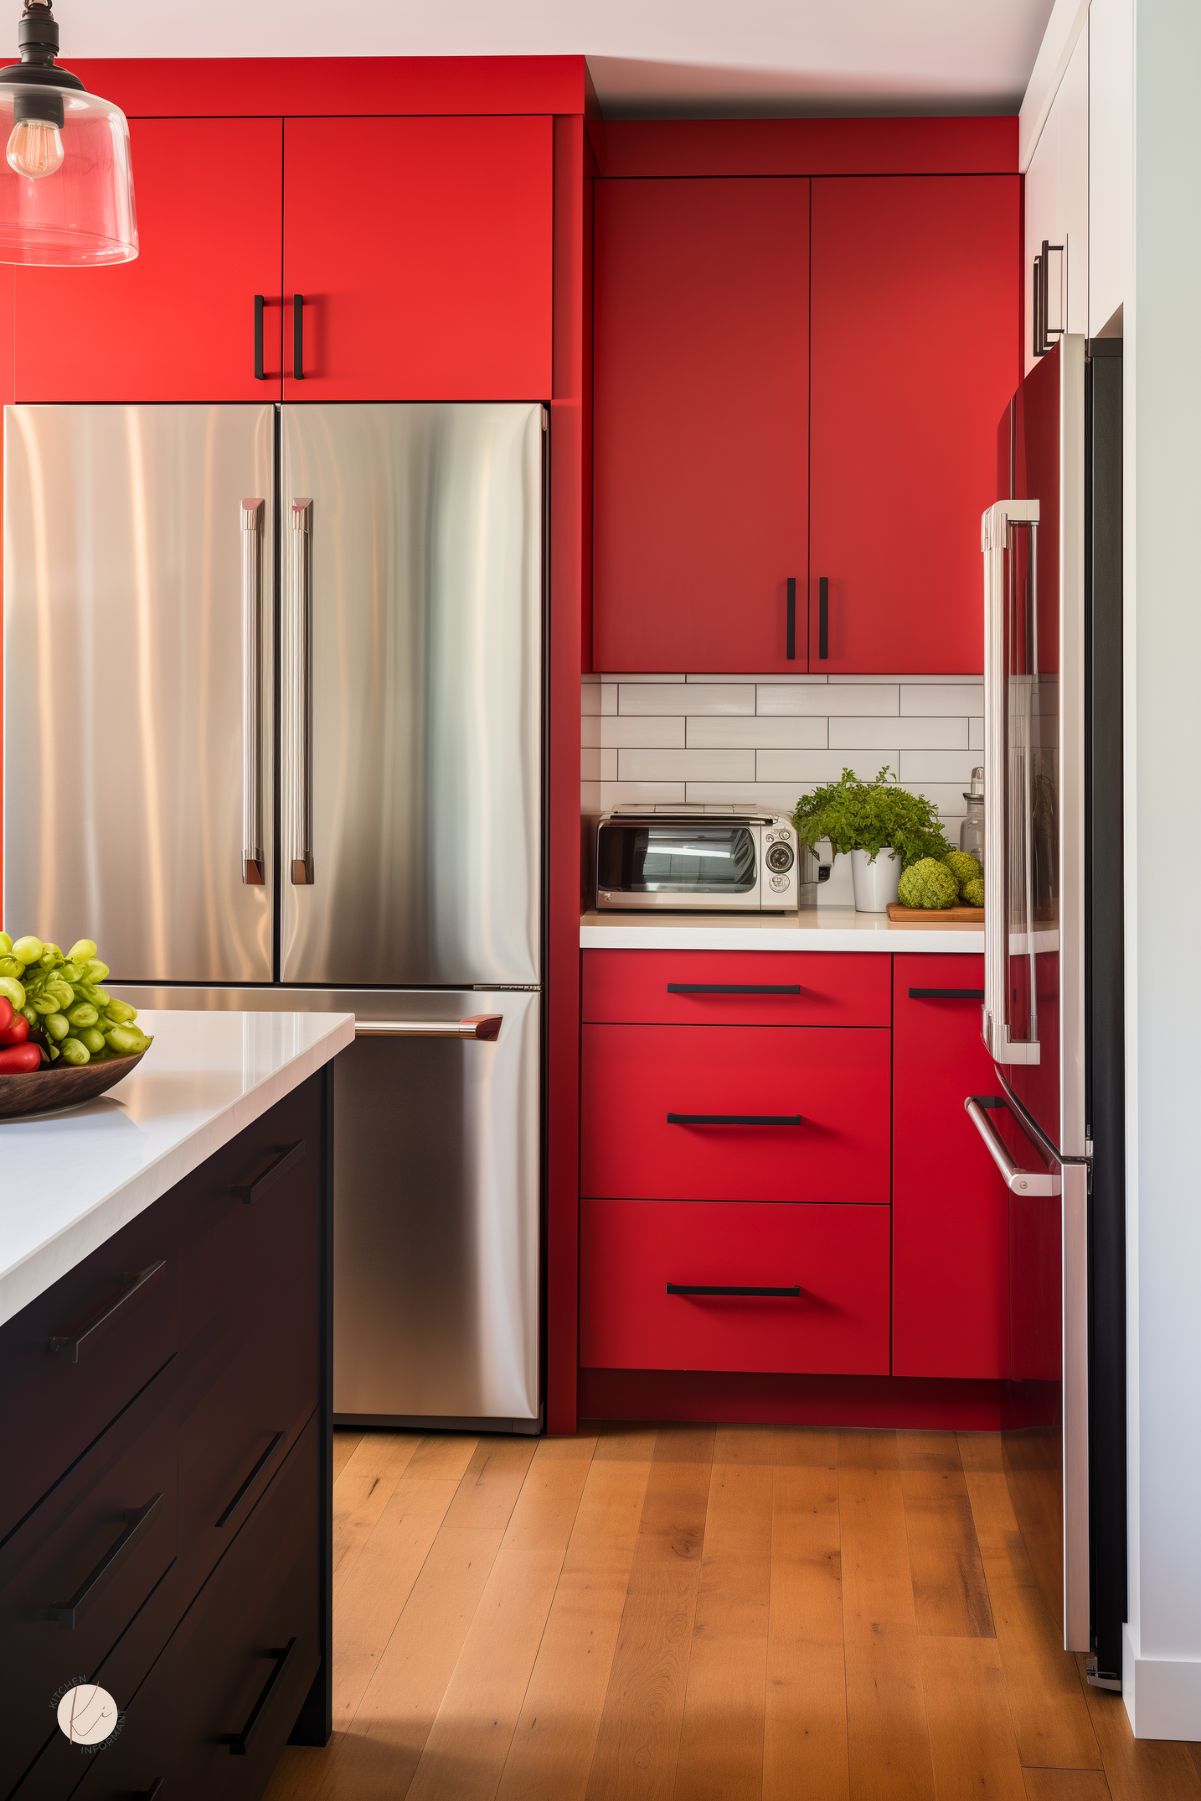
top-left (0, 1046), bottom-right (150, 1122)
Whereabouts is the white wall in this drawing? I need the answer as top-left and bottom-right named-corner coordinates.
top-left (1121, 0), bottom-right (1201, 1742)
top-left (1088, 0), bottom-right (1133, 332)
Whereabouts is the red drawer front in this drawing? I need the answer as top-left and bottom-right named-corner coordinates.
top-left (581, 1023), bottom-right (890, 1202)
top-left (892, 955), bottom-right (1010, 1379)
top-left (581, 1199), bottom-right (890, 1375)
top-left (582, 949), bottom-right (891, 1027)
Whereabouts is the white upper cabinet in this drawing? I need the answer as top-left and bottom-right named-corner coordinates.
top-left (1023, 23), bottom-right (1089, 374)
top-left (1088, 0), bottom-right (1133, 333)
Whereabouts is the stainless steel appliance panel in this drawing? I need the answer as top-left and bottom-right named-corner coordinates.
top-left (2, 404), bottom-right (276, 984)
top-left (279, 404), bottom-right (544, 989)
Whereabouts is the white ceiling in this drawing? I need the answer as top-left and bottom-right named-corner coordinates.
top-left (58, 0), bottom-right (1055, 117)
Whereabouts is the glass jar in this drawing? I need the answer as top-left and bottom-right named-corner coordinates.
top-left (960, 766), bottom-right (985, 868)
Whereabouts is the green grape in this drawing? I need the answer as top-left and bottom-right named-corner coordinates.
top-left (67, 938), bottom-right (97, 964)
top-left (44, 1012), bottom-right (70, 1041)
top-left (0, 975), bottom-right (26, 1010)
top-left (104, 1024), bottom-right (144, 1055)
top-left (49, 980), bottom-right (74, 1011)
top-left (105, 999), bottom-right (137, 1025)
top-left (83, 985), bottom-right (110, 1008)
top-left (38, 943), bottom-right (63, 968)
top-left (85, 959), bottom-right (110, 983)
top-left (58, 1037), bottom-right (91, 1066)
top-left (67, 1001), bottom-right (99, 1028)
top-left (20, 1004), bottom-right (36, 1026)
top-left (0, 956), bottom-right (22, 979)
top-left (30, 991), bottom-right (61, 1015)
top-left (79, 1027), bottom-right (106, 1054)
top-left (11, 935), bottom-right (43, 966)
top-left (0, 930), bottom-right (11, 956)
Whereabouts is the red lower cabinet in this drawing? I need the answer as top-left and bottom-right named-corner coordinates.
top-left (892, 955), bottom-right (1010, 1379)
top-left (580, 1199), bottom-right (890, 1375)
top-left (580, 1022), bottom-right (890, 1203)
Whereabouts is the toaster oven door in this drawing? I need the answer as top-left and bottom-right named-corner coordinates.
top-left (596, 822), bottom-right (762, 908)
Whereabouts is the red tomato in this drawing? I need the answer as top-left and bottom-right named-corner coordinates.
top-left (0, 1012), bottom-right (29, 1046)
top-left (0, 996), bottom-right (11, 1034)
top-left (0, 1042), bottom-right (41, 1074)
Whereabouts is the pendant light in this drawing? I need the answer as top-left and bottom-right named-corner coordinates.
top-left (0, 0), bottom-right (137, 266)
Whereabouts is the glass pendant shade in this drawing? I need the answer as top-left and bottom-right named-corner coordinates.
top-left (0, 81), bottom-right (137, 264)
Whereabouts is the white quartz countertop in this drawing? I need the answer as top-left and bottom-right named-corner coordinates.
top-left (580, 906), bottom-right (985, 954)
top-left (0, 1009), bottom-right (354, 1328)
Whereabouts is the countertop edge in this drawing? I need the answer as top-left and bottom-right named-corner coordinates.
top-left (0, 1012), bottom-right (355, 1330)
top-left (580, 914), bottom-right (985, 954)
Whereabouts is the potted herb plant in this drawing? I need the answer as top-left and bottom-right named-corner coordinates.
top-left (792, 766), bottom-right (950, 912)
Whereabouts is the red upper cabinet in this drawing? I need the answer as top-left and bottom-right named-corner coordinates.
top-left (281, 117), bottom-right (553, 400)
top-left (892, 955), bottom-right (1010, 1380)
top-left (14, 119), bottom-right (284, 402)
top-left (593, 177), bottom-right (809, 673)
top-left (809, 175), bottom-right (1020, 673)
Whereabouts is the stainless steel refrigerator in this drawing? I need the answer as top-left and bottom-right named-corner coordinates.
top-left (966, 337), bottom-right (1125, 1683)
top-left (3, 401), bottom-right (545, 1431)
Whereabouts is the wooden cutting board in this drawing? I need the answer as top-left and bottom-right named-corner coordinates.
top-left (887, 903), bottom-right (984, 924)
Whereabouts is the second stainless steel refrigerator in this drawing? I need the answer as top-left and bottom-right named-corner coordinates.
top-left (3, 400), bottom-right (545, 1430)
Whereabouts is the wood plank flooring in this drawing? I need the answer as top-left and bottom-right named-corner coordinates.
top-left (264, 1426), bottom-right (1198, 1801)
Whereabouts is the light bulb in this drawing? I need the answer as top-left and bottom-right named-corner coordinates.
top-left (6, 114), bottom-right (64, 179)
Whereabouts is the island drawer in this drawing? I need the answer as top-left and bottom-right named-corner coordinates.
top-left (0, 1359), bottom-right (178, 1794)
top-left (582, 950), bottom-right (891, 1028)
top-left (581, 1022), bottom-right (890, 1203)
top-left (580, 1198), bottom-right (890, 1375)
top-left (0, 1201), bottom-right (178, 1545)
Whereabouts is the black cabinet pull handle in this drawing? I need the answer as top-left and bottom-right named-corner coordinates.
top-left (231, 1140), bottom-right (305, 1205)
top-left (215, 1430), bottom-right (285, 1529)
top-left (666, 1112), bottom-right (802, 1127)
top-left (667, 1282), bottom-right (801, 1299)
top-left (293, 293), bottom-right (305, 380)
top-left (140, 1782), bottom-right (165, 1801)
top-left (220, 1637), bottom-right (298, 1755)
top-left (667, 982), bottom-right (802, 997)
top-left (49, 1259), bottom-right (167, 1364)
top-left (253, 294), bottom-right (266, 381)
top-left (818, 576), bottom-right (829, 659)
top-left (47, 1494), bottom-right (163, 1628)
top-left (907, 987), bottom-right (985, 1001)
top-left (785, 576), bottom-right (797, 660)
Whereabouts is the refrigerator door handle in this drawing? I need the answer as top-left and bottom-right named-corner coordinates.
top-left (287, 499), bottom-right (314, 885)
top-left (981, 499), bottom-right (1041, 1065)
top-left (354, 1014), bottom-right (503, 1042)
top-left (964, 1095), bottom-right (1061, 1194)
top-left (240, 498), bottom-right (266, 886)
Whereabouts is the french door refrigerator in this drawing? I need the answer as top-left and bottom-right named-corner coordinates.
top-left (2, 400), bottom-right (545, 1431)
top-left (967, 337), bottom-right (1125, 1683)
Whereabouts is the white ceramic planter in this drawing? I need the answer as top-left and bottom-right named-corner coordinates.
top-left (850, 848), bottom-right (901, 913)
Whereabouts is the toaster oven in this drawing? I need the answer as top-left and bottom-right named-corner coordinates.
top-left (594, 807), bottom-right (816, 912)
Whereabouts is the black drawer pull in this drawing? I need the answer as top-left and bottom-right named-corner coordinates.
top-left (666, 1112), bottom-right (802, 1128)
top-left (215, 1430), bottom-right (285, 1529)
top-left (220, 1637), bottom-right (298, 1755)
top-left (907, 987), bottom-right (985, 1001)
top-left (293, 293), bottom-right (305, 379)
top-left (47, 1493), bottom-right (163, 1628)
top-left (818, 576), bottom-right (829, 659)
top-left (231, 1139), bottom-right (305, 1205)
top-left (785, 575), bottom-right (797, 660)
top-left (49, 1259), bottom-right (167, 1364)
top-left (253, 293), bottom-right (266, 381)
top-left (667, 1282), bottom-right (801, 1299)
top-left (667, 982), bottom-right (802, 997)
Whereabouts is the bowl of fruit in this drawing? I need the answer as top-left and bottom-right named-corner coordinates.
top-left (0, 933), bottom-right (153, 1121)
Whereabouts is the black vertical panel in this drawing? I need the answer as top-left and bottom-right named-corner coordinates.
top-left (1084, 338), bottom-right (1126, 1683)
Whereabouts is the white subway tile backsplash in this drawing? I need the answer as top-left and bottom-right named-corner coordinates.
top-left (687, 715), bottom-right (828, 750)
top-left (583, 675), bottom-right (985, 842)
top-left (758, 683), bottom-right (899, 717)
top-left (758, 749), bottom-right (895, 782)
top-left (620, 683), bottom-right (755, 716)
top-left (828, 715), bottom-right (968, 751)
top-left (582, 714), bottom-right (685, 749)
top-left (900, 683), bottom-right (984, 716)
top-left (620, 748), bottom-right (755, 782)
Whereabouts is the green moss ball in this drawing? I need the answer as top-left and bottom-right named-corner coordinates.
top-left (898, 857), bottom-right (960, 910)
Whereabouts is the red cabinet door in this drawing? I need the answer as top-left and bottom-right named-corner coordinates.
top-left (581, 1023), bottom-right (890, 1204)
top-left (282, 117), bottom-right (553, 400)
top-left (593, 177), bottom-right (809, 673)
top-left (580, 1198), bottom-right (890, 1376)
top-left (892, 955), bottom-right (1010, 1378)
top-left (809, 175), bottom-right (1020, 673)
top-left (581, 948), bottom-right (891, 1028)
top-left (14, 119), bottom-right (283, 402)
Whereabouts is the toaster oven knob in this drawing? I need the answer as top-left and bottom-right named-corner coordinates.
top-left (766, 841), bottom-right (795, 873)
